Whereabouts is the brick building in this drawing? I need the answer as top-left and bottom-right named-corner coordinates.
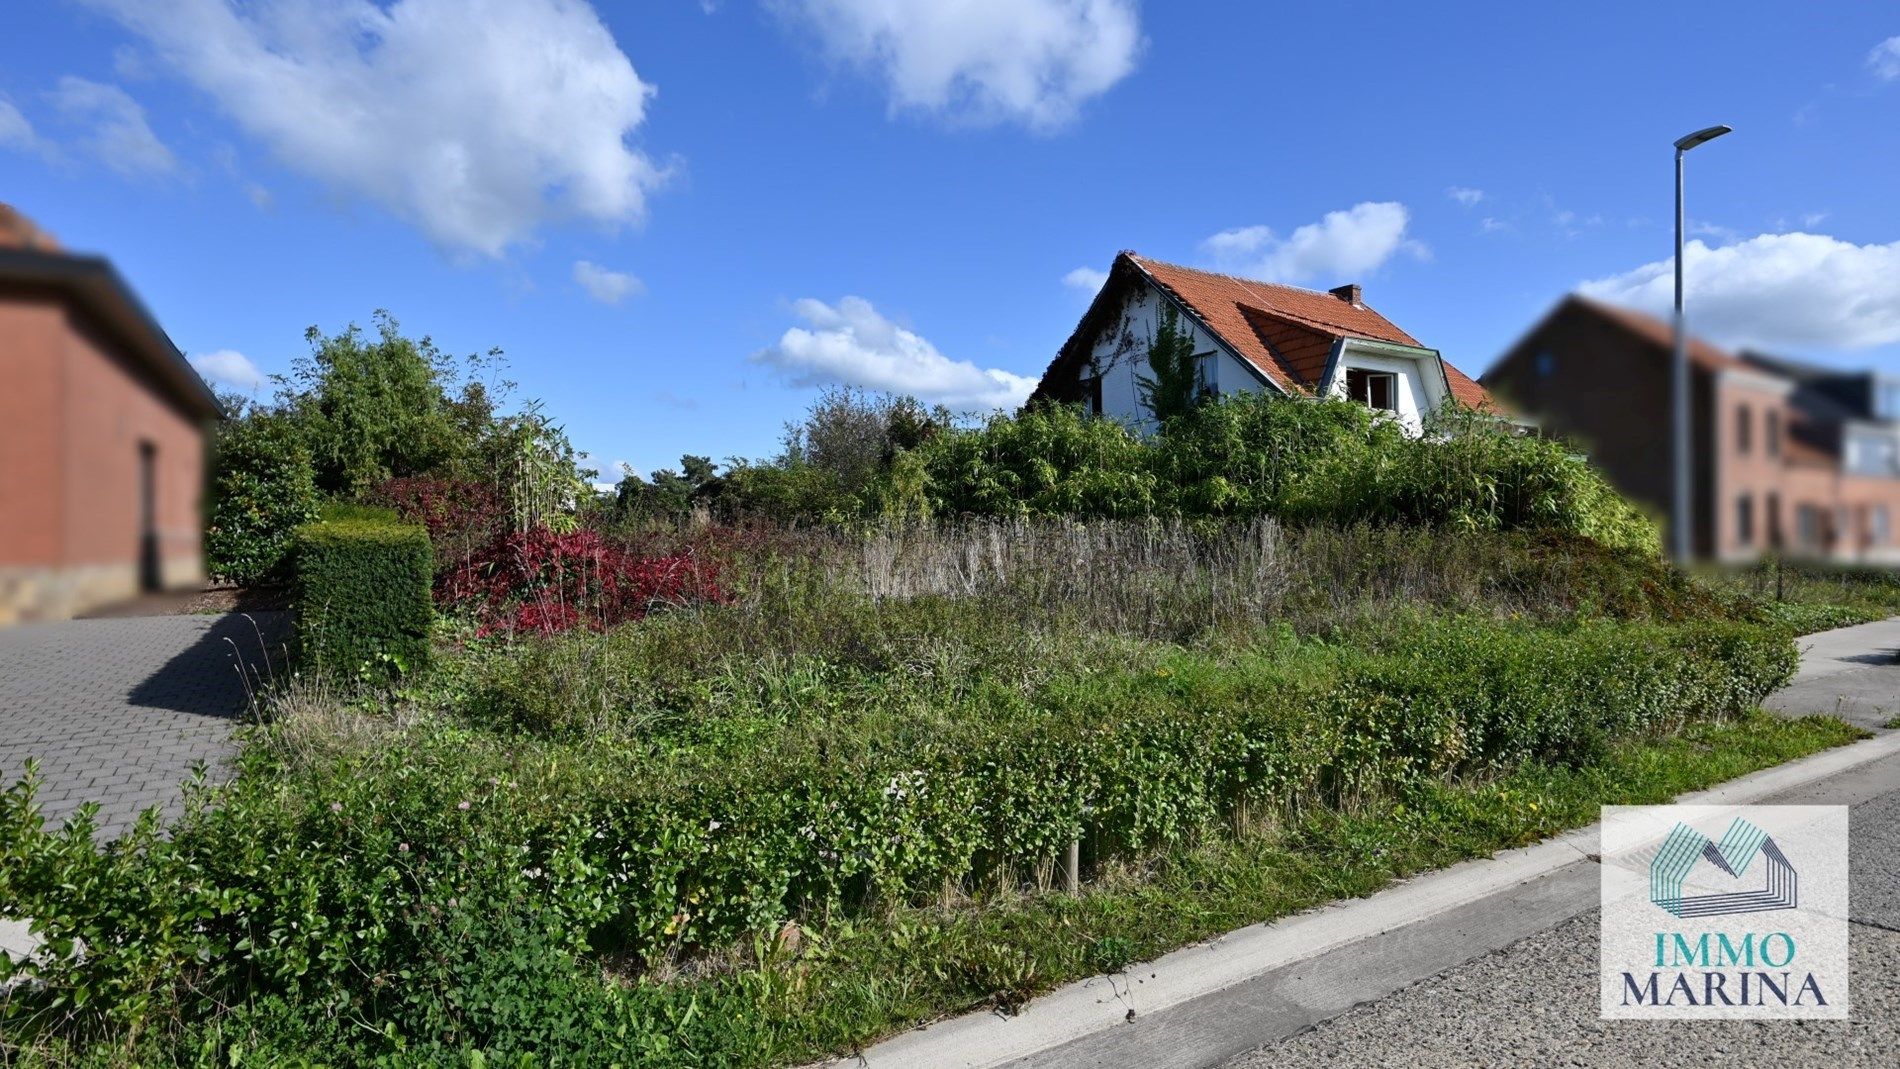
top-left (0, 205), bottom-right (219, 624)
top-left (1484, 295), bottom-right (1900, 563)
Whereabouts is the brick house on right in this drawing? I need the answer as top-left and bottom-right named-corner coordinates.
top-left (1484, 295), bottom-right (1900, 563)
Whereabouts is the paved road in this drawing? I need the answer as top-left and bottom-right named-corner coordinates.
top-left (1222, 752), bottom-right (1900, 1069)
top-left (0, 612), bottom-right (286, 838)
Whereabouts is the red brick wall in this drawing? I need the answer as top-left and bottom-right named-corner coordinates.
top-left (1711, 377), bottom-right (1795, 561)
top-left (0, 292), bottom-right (66, 567)
top-left (57, 310), bottom-right (206, 579)
top-left (1486, 302), bottom-right (1674, 529)
top-left (1, 285), bottom-right (206, 619)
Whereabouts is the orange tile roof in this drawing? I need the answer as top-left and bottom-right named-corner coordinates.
top-left (1122, 254), bottom-right (1496, 408)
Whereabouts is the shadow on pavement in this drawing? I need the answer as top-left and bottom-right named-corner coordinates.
top-left (125, 611), bottom-right (292, 716)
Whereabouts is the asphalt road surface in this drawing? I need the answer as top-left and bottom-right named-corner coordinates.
top-left (1224, 750), bottom-right (1900, 1069)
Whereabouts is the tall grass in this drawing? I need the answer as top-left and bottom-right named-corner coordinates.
top-left (706, 518), bottom-right (1725, 641)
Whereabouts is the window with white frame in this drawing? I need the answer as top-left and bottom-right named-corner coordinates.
top-left (1344, 368), bottom-right (1398, 412)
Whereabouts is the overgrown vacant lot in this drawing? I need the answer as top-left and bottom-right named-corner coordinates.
top-left (0, 522), bottom-right (1870, 1066)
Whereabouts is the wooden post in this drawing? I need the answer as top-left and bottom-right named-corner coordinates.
top-left (1065, 838), bottom-right (1081, 894)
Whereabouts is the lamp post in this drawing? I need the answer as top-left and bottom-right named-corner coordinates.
top-left (1672, 124), bottom-right (1732, 563)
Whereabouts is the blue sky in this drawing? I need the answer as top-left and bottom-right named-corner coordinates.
top-left (3, 1), bottom-right (1898, 481)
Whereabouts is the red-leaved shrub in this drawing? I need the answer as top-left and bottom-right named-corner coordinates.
top-left (366, 477), bottom-right (508, 574)
top-left (442, 527), bottom-right (727, 636)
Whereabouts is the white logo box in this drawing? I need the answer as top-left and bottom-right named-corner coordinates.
top-left (1599, 804), bottom-right (1849, 1020)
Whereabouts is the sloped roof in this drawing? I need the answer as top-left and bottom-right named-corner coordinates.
top-left (1564, 294), bottom-right (1749, 374)
top-left (1032, 252), bottom-right (1494, 408)
top-left (0, 203), bottom-right (220, 421)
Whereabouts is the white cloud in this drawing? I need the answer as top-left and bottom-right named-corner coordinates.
top-left (1869, 36), bottom-right (1900, 80)
top-left (573, 259), bottom-right (644, 303)
top-left (81, 0), bottom-right (667, 256)
top-left (774, 0), bottom-right (1142, 130)
top-left (190, 349), bottom-right (265, 390)
top-left (0, 98), bottom-right (40, 153)
top-left (1063, 265), bottom-right (1108, 293)
top-left (1479, 216), bottom-right (1507, 233)
top-left (755, 295), bottom-right (1034, 410)
top-left (1447, 186), bottom-right (1485, 206)
top-left (48, 77), bottom-right (176, 176)
top-left (1579, 231), bottom-right (1900, 351)
top-left (1201, 201), bottom-right (1426, 283)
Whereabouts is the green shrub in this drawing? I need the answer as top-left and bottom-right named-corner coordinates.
top-left (205, 409), bottom-right (320, 585)
top-left (291, 518), bottom-right (433, 678)
top-left (0, 616), bottom-right (1795, 1063)
top-left (896, 394), bottom-right (1661, 553)
top-left (918, 403), bottom-right (1158, 518)
top-left (316, 500), bottom-right (402, 524)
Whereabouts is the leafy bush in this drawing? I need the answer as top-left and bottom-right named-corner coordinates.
top-left (729, 392), bottom-right (1659, 554)
top-left (918, 402), bottom-right (1158, 518)
top-left (317, 501), bottom-right (401, 524)
top-left (204, 407), bottom-right (319, 585)
top-left (291, 518), bottom-right (433, 678)
top-left (440, 526), bottom-right (729, 636)
top-left (366, 474), bottom-right (508, 574)
top-left (0, 617), bottom-right (1794, 1064)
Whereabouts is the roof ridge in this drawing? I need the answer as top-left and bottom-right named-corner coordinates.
top-left (1128, 252), bottom-right (1416, 344)
top-left (1128, 253), bottom-right (1345, 303)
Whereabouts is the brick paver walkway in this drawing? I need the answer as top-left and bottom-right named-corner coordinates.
top-left (0, 613), bottom-right (288, 838)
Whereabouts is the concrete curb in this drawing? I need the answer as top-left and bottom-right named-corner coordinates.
top-left (838, 728), bottom-right (1900, 1069)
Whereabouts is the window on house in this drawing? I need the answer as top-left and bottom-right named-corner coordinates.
top-left (1796, 504), bottom-right (1826, 551)
top-left (1879, 381), bottom-right (1900, 422)
top-left (1535, 351), bottom-right (1556, 378)
top-left (1344, 368), bottom-right (1398, 412)
top-left (1766, 410), bottom-right (1782, 458)
top-left (1080, 374), bottom-right (1103, 416)
top-left (1195, 352), bottom-right (1218, 398)
top-left (1736, 405), bottom-right (1752, 454)
top-left (1873, 505), bottom-right (1892, 546)
top-left (1736, 495), bottom-right (1754, 546)
top-left (1766, 492), bottom-right (1783, 548)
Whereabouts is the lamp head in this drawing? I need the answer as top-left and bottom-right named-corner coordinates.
top-left (1674, 125), bottom-right (1733, 152)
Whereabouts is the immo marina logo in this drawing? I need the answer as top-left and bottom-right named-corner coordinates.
top-left (1600, 805), bottom-right (1848, 1020)
top-left (1649, 818), bottom-right (1795, 919)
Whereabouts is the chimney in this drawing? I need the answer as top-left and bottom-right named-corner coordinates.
top-left (1329, 283), bottom-right (1361, 305)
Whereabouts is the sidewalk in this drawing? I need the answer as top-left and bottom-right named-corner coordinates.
top-left (1765, 617), bottom-right (1900, 730)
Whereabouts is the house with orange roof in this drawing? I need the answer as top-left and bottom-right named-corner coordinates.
top-left (1030, 252), bottom-right (1493, 436)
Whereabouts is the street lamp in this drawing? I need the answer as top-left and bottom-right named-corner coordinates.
top-left (1672, 124), bottom-right (1732, 563)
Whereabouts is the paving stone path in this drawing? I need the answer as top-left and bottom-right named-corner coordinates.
top-left (0, 612), bottom-right (288, 838)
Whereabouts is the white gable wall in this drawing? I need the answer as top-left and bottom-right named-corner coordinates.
top-left (1084, 279), bottom-right (1273, 434)
top-left (1319, 346), bottom-right (1442, 436)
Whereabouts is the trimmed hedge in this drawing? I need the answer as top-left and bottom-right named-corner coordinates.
top-left (291, 518), bottom-right (433, 677)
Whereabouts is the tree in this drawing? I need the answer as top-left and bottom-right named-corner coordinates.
top-left (1136, 304), bottom-right (1205, 426)
top-left (204, 395), bottom-right (320, 584)
top-left (285, 311), bottom-right (479, 496)
top-left (613, 454), bottom-right (720, 520)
